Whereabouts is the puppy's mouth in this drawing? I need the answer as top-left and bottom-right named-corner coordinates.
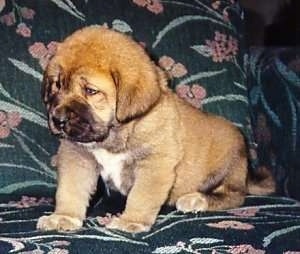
top-left (55, 121), bottom-right (110, 143)
top-left (50, 118), bottom-right (111, 143)
top-left (48, 102), bottom-right (112, 143)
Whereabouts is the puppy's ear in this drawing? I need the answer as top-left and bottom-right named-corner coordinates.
top-left (112, 66), bottom-right (161, 123)
top-left (42, 62), bottom-right (64, 104)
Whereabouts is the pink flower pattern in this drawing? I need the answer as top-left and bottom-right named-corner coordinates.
top-left (229, 244), bottom-right (265, 254)
top-left (21, 250), bottom-right (44, 254)
top-left (0, 2), bottom-right (35, 37)
top-left (20, 7), bottom-right (35, 20)
top-left (0, 1), bottom-right (298, 252)
top-left (49, 241), bottom-right (70, 247)
top-left (16, 22), bottom-right (31, 37)
top-left (0, 12), bottom-right (16, 26)
top-left (48, 249), bottom-right (69, 254)
top-left (159, 55), bottom-right (188, 78)
top-left (176, 84), bottom-right (206, 108)
top-left (0, 111), bottom-right (22, 139)
top-left (132, 0), bottom-right (163, 14)
top-left (207, 220), bottom-right (254, 230)
top-left (227, 207), bottom-right (260, 217)
top-left (205, 31), bottom-right (238, 62)
top-left (211, 0), bottom-right (234, 22)
top-left (29, 41), bottom-right (59, 69)
top-left (223, 9), bottom-right (230, 22)
top-left (8, 196), bottom-right (53, 208)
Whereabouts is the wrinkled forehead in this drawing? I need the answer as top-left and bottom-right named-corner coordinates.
top-left (69, 67), bottom-right (116, 91)
top-left (46, 59), bottom-right (115, 89)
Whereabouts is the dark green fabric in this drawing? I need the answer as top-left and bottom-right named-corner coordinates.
top-left (0, 0), bottom-right (253, 197)
top-left (0, 1), bottom-right (300, 253)
top-left (247, 47), bottom-right (300, 200)
top-left (0, 195), bottom-right (300, 253)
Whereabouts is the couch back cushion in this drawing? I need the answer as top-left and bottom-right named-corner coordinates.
top-left (247, 47), bottom-right (300, 200)
top-left (0, 0), bottom-right (252, 197)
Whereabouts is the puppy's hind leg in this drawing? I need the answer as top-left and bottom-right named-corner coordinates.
top-left (176, 157), bottom-right (247, 213)
top-left (176, 188), bottom-right (246, 213)
top-left (37, 140), bottom-right (99, 232)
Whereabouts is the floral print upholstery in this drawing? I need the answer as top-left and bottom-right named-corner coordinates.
top-left (0, 0), bottom-right (300, 253)
top-left (0, 0), bottom-right (251, 197)
top-left (247, 47), bottom-right (300, 201)
top-left (0, 195), bottom-right (299, 253)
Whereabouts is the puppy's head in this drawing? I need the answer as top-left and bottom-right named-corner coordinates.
top-left (42, 26), bottom-right (162, 143)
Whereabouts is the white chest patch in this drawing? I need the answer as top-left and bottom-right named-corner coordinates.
top-left (90, 148), bottom-right (128, 191)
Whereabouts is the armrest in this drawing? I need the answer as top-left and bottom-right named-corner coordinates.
top-left (247, 47), bottom-right (300, 199)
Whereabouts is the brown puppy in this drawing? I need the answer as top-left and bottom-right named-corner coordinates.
top-left (37, 26), bottom-right (273, 233)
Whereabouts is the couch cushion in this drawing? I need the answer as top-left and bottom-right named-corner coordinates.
top-left (0, 195), bottom-right (299, 253)
top-left (0, 0), bottom-right (253, 197)
top-left (247, 47), bottom-right (300, 200)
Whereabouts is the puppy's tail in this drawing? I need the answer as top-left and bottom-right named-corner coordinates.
top-left (247, 166), bottom-right (276, 195)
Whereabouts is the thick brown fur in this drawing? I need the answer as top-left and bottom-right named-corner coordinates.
top-left (37, 26), bottom-right (274, 233)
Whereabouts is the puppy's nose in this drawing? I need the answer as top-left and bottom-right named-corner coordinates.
top-left (52, 115), bottom-right (68, 129)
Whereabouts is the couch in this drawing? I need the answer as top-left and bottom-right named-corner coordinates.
top-left (0, 0), bottom-right (299, 253)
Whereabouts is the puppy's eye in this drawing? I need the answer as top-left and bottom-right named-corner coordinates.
top-left (49, 80), bottom-right (60, 96)
top-left (55, 81), bottom-right (61, 90)
top-left (84, 86), bottom-right (99, 96)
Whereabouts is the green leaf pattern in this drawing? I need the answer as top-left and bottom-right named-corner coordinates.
top-left (1, 1), bottom-right (299, 253)
top-left (0, 0), bottom-right (252, 197)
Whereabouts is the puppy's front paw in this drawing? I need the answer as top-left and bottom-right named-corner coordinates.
top-left (106, 217), bottom-right (151, 233)
top-left (176, 192), bottom-right (208, 213)
top-left (37, 214), bottom-right (83, 232)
